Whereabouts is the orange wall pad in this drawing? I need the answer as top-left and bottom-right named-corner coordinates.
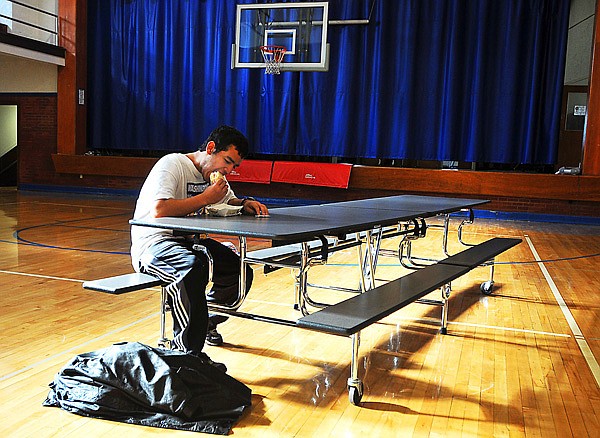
top-left (226, 160), bottom-right (273, 184)
top-left (271, 161), bottom-right (353, 188)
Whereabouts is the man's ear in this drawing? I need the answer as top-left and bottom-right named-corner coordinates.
top-left (206, 141), bottom-right (215, 155)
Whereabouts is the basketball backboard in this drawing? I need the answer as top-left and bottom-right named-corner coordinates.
top-left (232, 2), bottom-right (329, 72)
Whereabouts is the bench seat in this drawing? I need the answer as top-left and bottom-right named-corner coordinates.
top-left (246, 236), bottom-right (362, 274)
top-left (297, 262), bottom-right (469, 335)
top-left (297, 237), bottom-right (521, 336)
top-left (246, 239), bottom-right (332, 261)
top-left (439, 237), bottom-right (521, 267)
top-left (82, 272), bottom-right (163, 294)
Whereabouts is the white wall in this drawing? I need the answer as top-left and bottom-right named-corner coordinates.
top-left (0, 104), bottom-right (17, 157)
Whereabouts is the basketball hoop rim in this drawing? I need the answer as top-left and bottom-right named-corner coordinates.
top-left (260, 45), bottom-right (286, 74)
top-left (260, 45), bottom-right (287, 54)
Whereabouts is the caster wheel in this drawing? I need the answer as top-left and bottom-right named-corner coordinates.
top-left (158, 339), bottom-right (171, 349)
top-left (480, 280), bottom-right (494, 295)
top-left (348, 383), bottom-right (363, 406)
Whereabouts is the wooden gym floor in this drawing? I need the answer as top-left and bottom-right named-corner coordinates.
top-left (0, 188), bottom-right (599, 437)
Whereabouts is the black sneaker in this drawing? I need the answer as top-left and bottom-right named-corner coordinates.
top-left (208, 314), bottom-right (229, 328)
top-left (206, 314), bottom-right (228, 346)
top-left (206, 328), bottom-right (223, 346)
top-left (194, 351), bottom-right (227, 373)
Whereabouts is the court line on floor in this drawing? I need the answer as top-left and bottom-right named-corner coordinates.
top-left (30, 202), bottom-right (132, 210)
top-left (245, 298), bottom-right (571, 338)
top-left (2, 267), bottom-right (579, 345)
top-left (525, 235), bottom-right (600, 387)
top-left (1, 266), bottom-right (583, 379)
top-left (0, 269), bottom-right (162, 382)
top-left (0, 312), bottom-right (159, 383)
top-left (417, 318), bottom-right (571, 338)
top-left (0, 269), bottom-right (163, 291)
top-left (0, 269), bottom-right (89, 283)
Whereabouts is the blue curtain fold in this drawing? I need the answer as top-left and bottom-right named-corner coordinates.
top-left (88, 0), bottom-right (570, 164)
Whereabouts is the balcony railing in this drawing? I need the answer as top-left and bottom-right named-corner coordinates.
top-left (0, 0), bottom-right (58, 46)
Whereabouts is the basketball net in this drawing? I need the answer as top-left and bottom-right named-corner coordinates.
top-left (260, 45), bottom-right (286, 75)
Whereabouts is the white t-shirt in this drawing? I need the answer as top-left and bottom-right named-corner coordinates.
top-left (130, 153), bottom-right (235, 269)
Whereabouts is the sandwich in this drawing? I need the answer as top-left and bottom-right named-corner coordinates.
top-left (210, 171), bottom-right (225, 184)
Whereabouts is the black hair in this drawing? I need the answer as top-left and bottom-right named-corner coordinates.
top-left (199, 125), bottom-right (249, 159)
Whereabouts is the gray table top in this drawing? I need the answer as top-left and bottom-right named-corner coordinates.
top-left (130, 195), bottom-right (488, 242)
top-left (321, 195), bottom-right (488, 215)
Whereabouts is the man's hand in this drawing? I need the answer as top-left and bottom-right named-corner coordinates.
top-left (203, 178), bottom-right (229, 205)
top-left (242, 200), bottom-right (269, 216)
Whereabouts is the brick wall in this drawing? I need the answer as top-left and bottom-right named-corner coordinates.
top-left (20, 95), bottom-right (59, 185)
top-left (1, 93), bottom-right (58, 185)
top-left (1, 93), bottom-right (143, 191)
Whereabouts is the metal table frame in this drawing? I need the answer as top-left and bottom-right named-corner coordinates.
top-left (130, 195), bottom-right (489, 399)
top-left (131, 195), bottom-right (488, 321)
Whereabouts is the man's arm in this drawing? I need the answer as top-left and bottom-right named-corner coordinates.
top-left (228, 197), bottom-right (270, 216)
top-left (152, 179), bottom-right (229, 217)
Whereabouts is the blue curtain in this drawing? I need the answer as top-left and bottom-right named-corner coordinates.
top-left (88, 0), bottom-right (570, 164)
